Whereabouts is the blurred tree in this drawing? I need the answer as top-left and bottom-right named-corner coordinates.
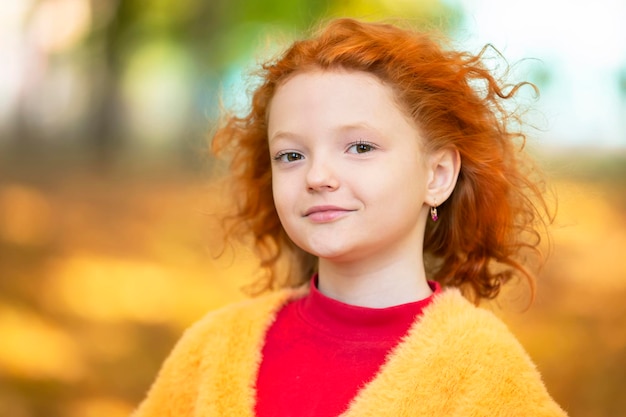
top-left (79, 0), bottom-right (338, 165)
top-left (619, 66), bottom-right (626, 99)
top-left (14, 0), bottom-right (462, 166)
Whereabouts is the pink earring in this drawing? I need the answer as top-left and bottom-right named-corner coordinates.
top-left (430, 205), bottom-right (438, 222)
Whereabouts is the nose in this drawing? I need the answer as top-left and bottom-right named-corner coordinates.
top-left (306, 157), bottom-right (339, 192)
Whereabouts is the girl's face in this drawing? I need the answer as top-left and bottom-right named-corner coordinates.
top-left (268, 70), bottom-right (433, 266)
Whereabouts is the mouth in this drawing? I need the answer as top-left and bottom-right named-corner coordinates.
top-left (303, 205), bottom-right (354, 223)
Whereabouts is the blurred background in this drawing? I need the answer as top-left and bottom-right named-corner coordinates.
top-left (0, 0), bottom-right (625, 416)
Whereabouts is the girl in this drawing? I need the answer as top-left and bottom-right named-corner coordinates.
top-left (132, 18), bottom-right (568, 416)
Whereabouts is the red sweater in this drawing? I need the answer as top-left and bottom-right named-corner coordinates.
top-left (255, 278), bottom-right (440, 417)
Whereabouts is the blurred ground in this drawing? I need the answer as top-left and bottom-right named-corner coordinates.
top-left (0, 149), bottom-right (624, 417)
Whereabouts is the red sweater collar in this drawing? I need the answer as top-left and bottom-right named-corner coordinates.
top-left (297, 276), bottom-right (441, 342)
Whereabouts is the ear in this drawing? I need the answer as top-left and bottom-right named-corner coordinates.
top-left (425, 147), bottom-right (461, 206)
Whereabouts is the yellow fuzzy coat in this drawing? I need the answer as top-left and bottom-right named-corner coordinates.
top-left (132, 287), bottom-right (568, 416)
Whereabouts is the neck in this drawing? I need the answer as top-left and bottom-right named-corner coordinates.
top-left (317, 253), bottom-right (431, 308)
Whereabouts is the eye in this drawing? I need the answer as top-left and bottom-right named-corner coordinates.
top-left (347, 141), bottom-right (376, 154)
top-left (274, 151), bottom-right (304, 163)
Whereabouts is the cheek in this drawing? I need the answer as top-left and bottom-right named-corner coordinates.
top-left (373, 163), bottom-right (427, 205)
top-left (271, 176), bottom-right (292, 218)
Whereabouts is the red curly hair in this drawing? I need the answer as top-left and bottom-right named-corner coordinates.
top-left (212, 18), bottom-right (551, 303)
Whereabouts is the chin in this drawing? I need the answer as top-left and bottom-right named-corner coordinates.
top-left (303, 245), bottom-right (351, 261)
top-left (313, 248), bottom-right (367, 264)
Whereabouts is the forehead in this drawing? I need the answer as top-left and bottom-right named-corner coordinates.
top-left (272, 69), bottom-right (394, 107)
top-left (268, 70), bottom-right (413, 134)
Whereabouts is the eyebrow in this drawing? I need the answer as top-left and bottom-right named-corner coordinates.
top-left (337, 123), bottom-right (381, 134)
top-left (268, 130), bottom-right (303, 144)
top-left (269, 123), bottom-right (381, 143)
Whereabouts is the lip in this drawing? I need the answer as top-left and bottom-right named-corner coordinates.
top-left (303, 205), bottom-right (354, 223)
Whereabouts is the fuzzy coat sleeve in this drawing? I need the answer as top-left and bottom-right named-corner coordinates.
top-left (342, 289), bottom-right (568, 417)
top-left (130, 289), bottom-right (297, 417)
top-left (130, 313), bottom-right (209, 417)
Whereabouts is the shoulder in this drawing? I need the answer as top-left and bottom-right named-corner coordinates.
top-left (394, 288), bottom-right (532, 368)
top-left (417, 288), bottom-right (568, 416)
top-left (423, 288), bottom-right (523, 346)
top-left (342, 288), bottom-right (568, 416)
top-left (180, 286), bottom-right (307, 346)
top-left (130, 286), bottom-right (307, 417)
top-left (420, 287), bottom-right (538, 369)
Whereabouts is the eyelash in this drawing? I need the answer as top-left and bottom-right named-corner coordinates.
top-left (347, 140), bottom-right (377, 154)
top-left (273, 151), bottom-right (304, 163)
top-left (272, 140), bottom-right (377, 163)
